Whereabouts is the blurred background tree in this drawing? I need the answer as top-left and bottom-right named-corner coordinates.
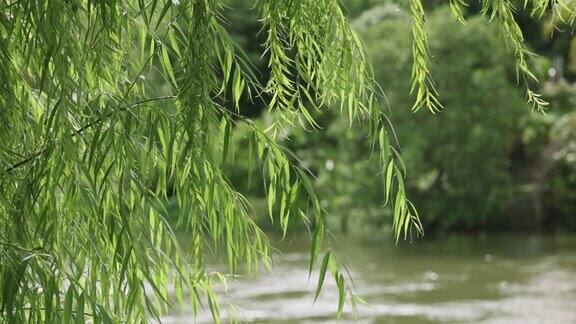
top-left (288, 6), bottom-right (528, 232)
top-left (225, 1), bottom-right (576, 234)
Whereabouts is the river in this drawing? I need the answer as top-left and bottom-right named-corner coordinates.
top-left (163, 233), bottom-right (576, 323)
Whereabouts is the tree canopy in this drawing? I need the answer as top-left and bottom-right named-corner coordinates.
top-left (1, 0), bottom-right (575, 323)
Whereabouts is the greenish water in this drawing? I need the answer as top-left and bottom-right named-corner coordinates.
top-left (164, 234), bottom-right (576, 323)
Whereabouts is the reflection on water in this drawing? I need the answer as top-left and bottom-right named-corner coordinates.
top-left (163, 234), bottom-right (576, 323)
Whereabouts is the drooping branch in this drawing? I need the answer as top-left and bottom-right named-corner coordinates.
top-left (3, 95), bottom-right (176, 175)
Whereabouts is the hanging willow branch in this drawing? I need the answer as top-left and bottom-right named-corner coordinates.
top-left (408, 0), bottom-right (575, 112)
top-left (4, 96), bottom-right (176, 174)
top-left (0, 0), bottom-right (575, 323)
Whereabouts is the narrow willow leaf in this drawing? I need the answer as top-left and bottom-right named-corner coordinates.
top-left (336, 273), bottom-right (346, 318)
top-left (155, 0), bottom-right (172, 30)
top-left (314, 250), bottom-right (331, 302)
top-left (76, 293), bottom-right (85, 324)
top-left (219, 117), bottom-right (231, 165)
top-left (384, 160), bottom-right (394, 205)
top-left (309, 221), bottom-right (324, 277)
top-left (296, 168), bottom-right (320, 216)
top-left (161, 45), bottom-right (177, 87)
top-left (232, 68), bottom-right (244, 109)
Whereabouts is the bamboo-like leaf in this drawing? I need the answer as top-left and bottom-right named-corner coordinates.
top-left (314, 250), bottom-right (331, 302)
top-left (219, 116), bottom-right (231, 165)
top-left (161, 45), bottom-right (178, 87)
top-left (384, 160), bottom-right (394, 205)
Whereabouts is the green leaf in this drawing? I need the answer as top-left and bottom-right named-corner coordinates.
top-left (219, 117), bottom-right (231, 165)
top-left (161, 45), bottom-right (177, 87)
top-left (384, 160), bottom-right (394, 205)
top-left (63, 284), bottom-right (74, 323)
top-left (314, 250), bottom-right (331, 302)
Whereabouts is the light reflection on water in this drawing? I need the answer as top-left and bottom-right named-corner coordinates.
top-left (164, 234), bottom-right (576, 323)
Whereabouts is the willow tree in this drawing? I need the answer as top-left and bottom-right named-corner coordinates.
top-left (0, 0), bottom-right (573, 323)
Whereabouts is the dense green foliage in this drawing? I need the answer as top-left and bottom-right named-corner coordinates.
top-left (364, 7), bottom-right (527, 229)
top-left (2, 0), bottom-right (576, 323)
top-left (542, 100), bottom-right (576, 229)
top-left (290, 4), bottom-right (576, 232)
top-left (278, 7), bottom-right (524, 231)
top-left (0, 0), bottom-right (415, 322)
top-left (231, 2), bottom-right (576, 232)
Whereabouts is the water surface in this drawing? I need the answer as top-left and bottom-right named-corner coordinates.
top-left (164, 233), bottom-right (576, 323)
